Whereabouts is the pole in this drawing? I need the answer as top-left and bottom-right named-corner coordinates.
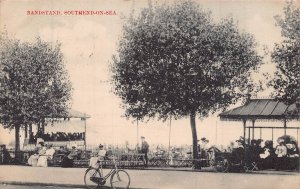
top-left (137, 119), bottom-right (139, 152)
top-left (248, 127), bottom-right (251, 145)
top-left (215, 120), bottom-right (218, 145)
top-left (260, 128), bottom-right (262, 139)
top-left (252, 119), bottom-right (255, 140)
top-left (272, 128), bottom-right (274, 141)
top-left (283, 119), bottom-right (287, 136)
top-left (84, 113), bottom-right (87, 152)
top-left (243, 119), bottom-right (246, 166)
top-left (168, 116), bottom-right (172, 163)
top-left (297, 128), bottom-right (299, 146)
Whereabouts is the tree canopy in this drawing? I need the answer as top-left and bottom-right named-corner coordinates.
top-left (270, 2), bottom-right (300, 104)
top-left (111, 0), bottom-right (262, 166)
top-left (0, 32), bottom-right (72, 150)
top-left (112, 1), bottom-right (261, 120)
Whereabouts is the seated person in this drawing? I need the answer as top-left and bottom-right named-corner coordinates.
top-left (89, 144), bottom-right (107, 167)
top-left (37, 142), bottom-right (48, 167)
top-left (287, 141), bottom-right (299, 158)
top-left (275, 139), bottom-right (287, 170)
top-left (0, 145), bottom-right (12, 164)
top-left (45, 144), bottom-right (56, 160)
top-left (62, 144), bottom-right (78, 168)
top-left (58, 146), bottom-right (68, 154)
top-left (259, 140), bottom-right (275, 169)
top-left (248, 139), bottom-right (262, 164)
top-left (231, 139), bottom-right (244, 164)
top-left (28, 149), bottom-right (40, 167)
top-left (286, 141), bottom-right (299, 170)
top-left (98, 144), bottom-right (107, 160)
top-left (106, 146), bottom-right (113, 158)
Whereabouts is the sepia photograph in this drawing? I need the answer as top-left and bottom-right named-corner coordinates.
top-left (0, 0), bottom-right (299, 188)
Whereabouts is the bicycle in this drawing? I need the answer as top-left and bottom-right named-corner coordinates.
top-left (84, 156), bottom-right (130, 189)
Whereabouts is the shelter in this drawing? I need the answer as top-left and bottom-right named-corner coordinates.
top-left (219, 99), bottom-right (300, 144)
top-left (23, 109), bottom-right (90, 150)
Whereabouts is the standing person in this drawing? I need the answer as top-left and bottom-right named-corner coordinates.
top-left (141, 136), bottom-right (149, 167)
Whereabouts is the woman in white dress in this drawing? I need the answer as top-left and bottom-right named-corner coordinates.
top-left (37, 142), bottom-right (48, 167)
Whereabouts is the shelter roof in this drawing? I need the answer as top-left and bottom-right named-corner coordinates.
top-left (219, 99), bottom-right (299, 120)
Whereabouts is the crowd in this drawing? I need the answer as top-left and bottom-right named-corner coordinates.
top-left (27, 142), bottom-right (56, 167)
top-left (229, 137), bottom-right (299, 170)
top-left (27, 141), bottom-right (81, 167)
top-left (29, 132), bottom-right (85, 144)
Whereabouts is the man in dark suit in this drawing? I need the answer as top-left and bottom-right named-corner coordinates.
top-left (141, 136), bottom-right (149, 167)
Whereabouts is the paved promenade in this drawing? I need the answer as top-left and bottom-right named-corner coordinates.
top-left (0, 165), bottom-right (299, 189)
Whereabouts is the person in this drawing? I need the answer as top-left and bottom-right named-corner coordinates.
top-left (97, 144), bottom-right (107, 160)
top-left (287, 141), bottom-right (299, 158)
top-left (199, 137), bottom-right (209, 159)
top-left (259, 140), bottom-right (275, 169)
top-left (106, 145), bottom-right (113, 158)
top-left (287, 141), bottom-right (299, 170)
top-left (45, 144), bottom-right (56, 160)
top-left (89, 144), bottom-right (106, 167)
top-left (275, 139), bottom-right (287, 170)
top-left (0, 145), bottom-right (12, 164)
top-left (141, 136), bottom-right (149, 167)
top-left (231, 138), bottom-right (245, 164)
top-left (28, 149), bottom-right (39, 167)
top-left (62, 144), bottom-right (78, 168)
top-left (37, 142), bottom-right (48, 167)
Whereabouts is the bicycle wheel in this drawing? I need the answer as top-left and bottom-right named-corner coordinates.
top-left (110, 170), bottom-right (130, 189)
top-left (213, 156), bottom-right (229, 173)
top-left (84, 167), bottom-right (101, 189)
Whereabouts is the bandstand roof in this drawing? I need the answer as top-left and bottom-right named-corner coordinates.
top-left (219, 99), bottom-right (300, 120)
top-left (50, 109), bottom-right (90, 119)
top-left (67, 109), bottom-right (90, 119)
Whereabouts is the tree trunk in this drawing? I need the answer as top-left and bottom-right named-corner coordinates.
top-left (24, 124), bottom-right (28, 138)
top-left (190, 110), bottom-right (200, 169)
top-left (15, 125), bottom-right (20, 161)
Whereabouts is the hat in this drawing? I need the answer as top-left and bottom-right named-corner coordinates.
top-left (141, 136), bottom-right (145, 139)
top-left (99, 144), bottom-right (104, 148)
top-left (72, 144), bottom-right (77, 148)
top-left (278, 138), bottom-right (284, 144)
top-left (201, 137), bottom-right (209, 142)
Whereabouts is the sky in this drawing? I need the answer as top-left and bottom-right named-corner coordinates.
top-left (0, 0), bottom-right (299, 149)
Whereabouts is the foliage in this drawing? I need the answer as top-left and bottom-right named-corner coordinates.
top-left (0, 31), bottom-right (72, 149)
top-left (270, 2), bottom-right (300, 104)
top-left (111, 0), bottom-right (262, 121)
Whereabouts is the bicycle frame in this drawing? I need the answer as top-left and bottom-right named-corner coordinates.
top-left (94, 157), bottom-right (119, 181)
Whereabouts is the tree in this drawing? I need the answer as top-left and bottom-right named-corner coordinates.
top-left (111, 0), bottom-right (261, 168)
top-left (270, 2), bottom-right (300, 105)
top-left (0, 32), bottom-right (72, 154)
